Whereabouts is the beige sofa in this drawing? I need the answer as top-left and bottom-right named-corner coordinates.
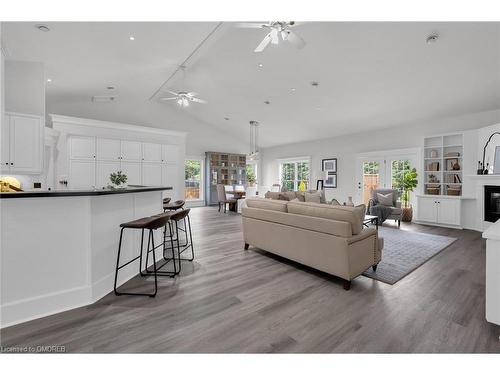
top-left (242, 198), bottom-right (383, 290)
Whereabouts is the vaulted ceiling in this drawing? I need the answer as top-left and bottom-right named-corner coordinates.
top-left (3, 22), bottom-right (500, 148)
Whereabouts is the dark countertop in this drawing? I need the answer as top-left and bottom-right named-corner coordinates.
top-left (0, 185), bottom-right (172, 199)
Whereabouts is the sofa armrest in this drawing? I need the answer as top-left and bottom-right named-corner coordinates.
top-left (395, 201), bottom-right (402, 208)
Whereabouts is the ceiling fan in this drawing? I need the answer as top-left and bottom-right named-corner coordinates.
top-left (239, 21), bottom-right (306, 52)
top-left (159, 90), bottom-right (207, 107)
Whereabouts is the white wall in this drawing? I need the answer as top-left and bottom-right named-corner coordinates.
top-left (5, 60), bottom-right (45, 116)
top-left (261, 109), bottom-right (500, 207)
top-left (47, 96), bottom-right (248, 157)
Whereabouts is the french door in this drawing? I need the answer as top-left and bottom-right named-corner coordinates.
top-left (356, 151), bottom-right (419, 206)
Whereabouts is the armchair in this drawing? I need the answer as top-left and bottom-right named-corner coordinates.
top-left (367, 188), bottom-right (403, 228)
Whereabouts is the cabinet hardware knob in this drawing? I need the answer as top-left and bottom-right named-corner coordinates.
top-left (10, 162), bottom-right (13, 165)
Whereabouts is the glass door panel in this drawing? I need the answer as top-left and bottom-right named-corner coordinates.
top-left (361, 160), bottom-right (384, 206)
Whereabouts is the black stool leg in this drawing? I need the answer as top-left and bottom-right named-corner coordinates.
top-left (114, 227), bottom-right (125, 295)
top-left (139, 229), bottom-right (146, 277)
top-left (168, 221), bottom-right (178, 274)
top-left (149, 229), bottom-right (158, 297)
top-left (175, 221), bottom-right (182, 272)
top-left (186, 215), bottom-right (195, 261)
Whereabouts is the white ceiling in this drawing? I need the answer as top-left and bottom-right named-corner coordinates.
top-left (3, 22), bottom-right (500, 148)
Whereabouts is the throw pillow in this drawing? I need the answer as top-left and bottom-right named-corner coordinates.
top-left (377, 192), bottom-right (394, 206)
top-left (264, 191), bottom-right (281, 200)
top-left (330, 198), bottom-right (341, 205)
top-left (278, 193), bottom-right (290, 201)
top-left (290, 197), bottom-right (300, 202)
top-left (304, 191), bottom-right (321, 204)
top-left (295, 192), bottom-right (306, 202)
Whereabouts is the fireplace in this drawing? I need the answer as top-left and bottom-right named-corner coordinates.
top-left (485, 185), bottom-right (500, 223)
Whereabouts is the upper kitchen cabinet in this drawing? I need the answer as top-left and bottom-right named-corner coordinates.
top-left (121, 140), bottom-right (142, 162)
top-left (1, 112), bottom-right (44, 174)
top-left (69, 135), bottom-right (96, 160)
top-left (142, 142), bottom-right (162, 162)
top-left (96, 138), bottom-right (121, 161)
top-left (162, 144), bottom-right (179, 164)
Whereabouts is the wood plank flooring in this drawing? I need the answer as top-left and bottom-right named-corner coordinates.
top-left (1, 207), bottom-right (499, 353)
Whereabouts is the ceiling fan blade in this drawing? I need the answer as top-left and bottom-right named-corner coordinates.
top-left (167, 90), bottom-right (179, 96)
top-left (186, 92), bottom-right (198, 97)
top-left (285, 30), bottom-right (306, 49)
top-left (254, 34), bottom-right (272, 52)
top-left (270, 28), bottom-right (279, 44)
top-left (160, 97), bottom-right (178, 101)
top-left (190, 97), bottom-right (207, 104)
top-left (237, 22), bottom-right (269, 29)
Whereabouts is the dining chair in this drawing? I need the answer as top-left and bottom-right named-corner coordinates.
top-left (217, 184), bottom-right (237, 213)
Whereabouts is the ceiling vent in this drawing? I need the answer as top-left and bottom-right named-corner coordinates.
top-left (92, 95), bottom-right (116, 103)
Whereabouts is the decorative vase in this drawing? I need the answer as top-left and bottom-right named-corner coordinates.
top-left (109, 182), bottom-right (127, 190)
top-left (346, 196), bottom-right (354, 207)
top-left (402, 205), bottom-right (413, 222)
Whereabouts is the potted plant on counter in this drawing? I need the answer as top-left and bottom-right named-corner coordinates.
top-left (109, 171), bottom-right (128, 189)
top-left (395, 168), bottom-right (418, 222)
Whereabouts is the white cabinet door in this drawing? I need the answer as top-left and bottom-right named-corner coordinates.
top-left (97, 138), bottom-right (121, 161)
top-left (9, 114), bottom-right (42, 173)
top-left (162, 164), bottom-right (178, 191)
top-left (121, 161), bottom-right (142, 186)
top-left (142, 162), bottom-right (162, 186)
top-left (69, 160), bottom-right (96, 189)
top-left (1, 114), bottom-right (10, 171)
top-left (162, 144), bottom-right (179, 164)
top-left (417, 197), bottom-right (437, 223)
top-left (96, 161), bottom-right (120, 188)
top-left (437, 198), bottom-right (461, 226)
top-left (142, 142), bottom-right (162, 162)
top-left (70, 136), bottom-right (95, 160)
top-left (121, 140), bottom-right (142, 162)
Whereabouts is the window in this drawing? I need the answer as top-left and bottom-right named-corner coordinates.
top-left (279, 159), bottom-right (310, 191)
top-left (391, 159), bottom-right (411, 194)
top-left (246, 162), bottom-right (258, 185)
top-left (185, 159), bottom-right (204, 201)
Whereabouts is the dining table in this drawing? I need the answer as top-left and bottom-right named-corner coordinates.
top-left (226, 191), bottom-right (246, 212)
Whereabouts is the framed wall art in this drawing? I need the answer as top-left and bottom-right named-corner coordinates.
top-left (322, 158), bottom-right (337, 188)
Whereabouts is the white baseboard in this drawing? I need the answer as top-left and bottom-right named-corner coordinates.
top-left (1, 285), bottom-right (91, 329)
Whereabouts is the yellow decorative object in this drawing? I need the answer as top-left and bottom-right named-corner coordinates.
top-left (298, 181), bottom-right (306, 192)
top-left (0, 176), bottom-right (21, 192)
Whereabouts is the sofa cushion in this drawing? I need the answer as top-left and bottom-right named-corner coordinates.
top-left (242, 207), bottom-right (352, 237)
top-left (377, 192), bottom-right (394, 206)
top-left (246, 198), bottom-right (288, 212)
top-left (264, 191), bottom-right (281, 200)
top-left (278, 193), bottom-right (290, 201)
top-left (304, 191), bottom-right (321, 203)
top-left (287, 201), bottom-right (364, 235)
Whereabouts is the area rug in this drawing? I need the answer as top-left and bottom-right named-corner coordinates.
top-left (362, 227), bottom-right (457, 284)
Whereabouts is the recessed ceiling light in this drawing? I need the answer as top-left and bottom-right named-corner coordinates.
top-left (315, 106), bottom-right (322, 110)
top-left (311, 81), bottom-right (319, 87)
top-left (290, 88), bottom-right (296, 92)
top-left (426, 33), bottom-right (439, 44)
top-left (258, 63), bottom-right (263, 68)
top-left (35, 24), bottom-right (50, 32)
top-left (46, 78), bottom-right (52, 83)
top-left (224, 117), bottom-right (230, 121)
top-left (264, 100), bottom-right (270, 105)
top-left (106, 86), bottom-right (115, 90)
top-left (129, 36), bottom-right (135, 41)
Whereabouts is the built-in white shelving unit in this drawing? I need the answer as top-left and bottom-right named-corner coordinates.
top-left (423, 133), bottom-right (463, 197)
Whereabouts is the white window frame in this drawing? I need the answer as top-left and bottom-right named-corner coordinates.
top-left (184, 157), bottom-right (205, 202)
top-left (278, 156), bottom-right (312, 191)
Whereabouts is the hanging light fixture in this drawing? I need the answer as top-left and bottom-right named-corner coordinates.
top-left (248, 120), bottom-right (260, 161)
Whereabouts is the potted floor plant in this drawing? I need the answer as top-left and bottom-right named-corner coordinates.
top-left (396, 168), bottom-right (418, 222)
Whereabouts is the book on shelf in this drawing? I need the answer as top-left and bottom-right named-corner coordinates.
top-left (444, 151), bottom-right (461, 157)
top-left (446, 174), bottom-right (462, 183)
top-left (427, 161), bottom-right (440, 171)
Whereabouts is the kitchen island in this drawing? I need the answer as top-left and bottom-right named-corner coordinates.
top-left (0, 186), bottom-right (172, 328)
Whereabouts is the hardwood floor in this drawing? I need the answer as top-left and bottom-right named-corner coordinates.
top-left (1, 207), bottom-right (499, 353)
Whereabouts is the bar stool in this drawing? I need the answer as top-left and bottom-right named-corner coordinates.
top-left (163, 199), bottom-right (185, 212)
top-left (113, 213), bottom-right (175, 298)
top-left (163, 209), bottom-right (194, 272)
top-left (163, 197), bottom-right (171, 205)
